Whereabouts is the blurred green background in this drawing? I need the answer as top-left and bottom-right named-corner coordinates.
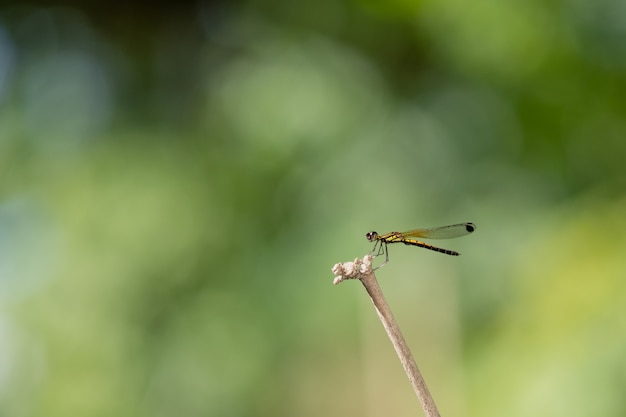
top-left (1, 0), bottom-right (626, 416)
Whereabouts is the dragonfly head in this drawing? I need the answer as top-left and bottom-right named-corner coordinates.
top-left (366, 231), bottom-right (379, 242)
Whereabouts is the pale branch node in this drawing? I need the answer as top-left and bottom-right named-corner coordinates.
top-left (330, 253), bottom-right (442, 417)
top-left (332, 254), bottom-right (374, 285)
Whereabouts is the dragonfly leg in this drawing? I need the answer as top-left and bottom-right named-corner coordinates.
top-left (372, 243), bottom-right (389, 270)
top-left (370, 240), bottom-right (381, 257)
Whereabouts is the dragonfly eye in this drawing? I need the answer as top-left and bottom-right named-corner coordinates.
top-left (366, 231), bottom-right (378, 242)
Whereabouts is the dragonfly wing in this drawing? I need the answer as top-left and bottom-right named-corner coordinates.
top-left (403, 222), bottom-right (476, 239)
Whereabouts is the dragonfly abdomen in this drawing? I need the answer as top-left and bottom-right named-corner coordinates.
top-left (400, 239), bottom-right (460, 256)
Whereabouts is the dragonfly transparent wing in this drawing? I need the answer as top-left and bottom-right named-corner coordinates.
top-left (402, 222), bottom-right (476, 240)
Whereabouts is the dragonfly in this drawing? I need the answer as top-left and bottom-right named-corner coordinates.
top-left (366, 222), bottom-right (476, 265)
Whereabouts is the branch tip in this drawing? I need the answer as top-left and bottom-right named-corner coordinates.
top-left (331, 254), bottom-right (373, 285)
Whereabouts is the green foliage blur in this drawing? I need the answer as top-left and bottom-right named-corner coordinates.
top-left (1, 1), bottom-right (625, 416)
